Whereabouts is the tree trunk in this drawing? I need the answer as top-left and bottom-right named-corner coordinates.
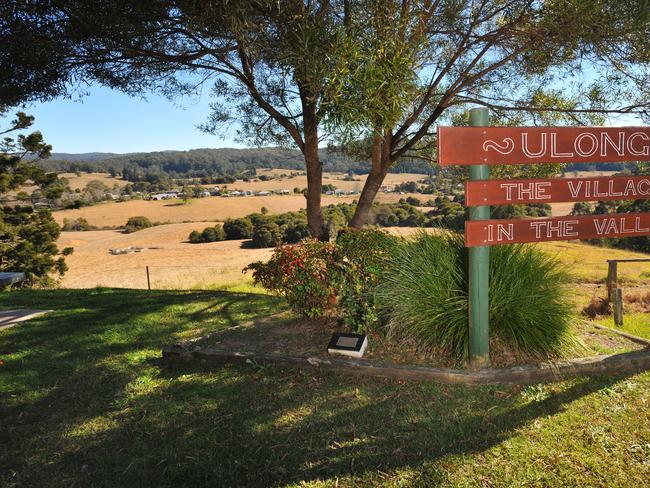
top-left (303, 119), bottom-right (328, 240)
top-left (349, 131), bottom-right (391, 228)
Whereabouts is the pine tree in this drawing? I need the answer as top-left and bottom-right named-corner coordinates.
top-left (0, 109), bottom-right (71, 286)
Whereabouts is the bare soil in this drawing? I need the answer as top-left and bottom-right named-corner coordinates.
top-left (190, 315), bottom-right (646, 369)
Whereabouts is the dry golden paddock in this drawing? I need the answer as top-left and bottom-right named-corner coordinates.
top-left (53, 171), bottom-right (429, 227)
top-left (54, 169), bottom-right (649, 297)
top-left (57, 222), bottom-right (274, 289)
top-left (57, 222), bottom-right (650, 292)
top-left (59, 172), bottom-right (129, 190)
top-left (54, 170), bottom-right (617, 228)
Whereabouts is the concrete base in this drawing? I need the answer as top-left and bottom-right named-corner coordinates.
top-left (0, 309), bottom-right (51, 330)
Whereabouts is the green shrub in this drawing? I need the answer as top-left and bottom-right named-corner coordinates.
top-left (188, 225), bottom-right (226, 243)
top-left (336, 228), bottom-right (397, 331)
top-left (223, 217), bottom-right (253, 240)
top-left (245, 240), bottom-right (340, 318)
top-left (282, 221), bottom-right (311, 243)
top-left (245, 228), bottom-right (397, 326)
top-left (252, 221), bottom-right (282, 248)
top-left (188, 230), bottom-right (202, 243)
top-left (62, 217), bottom-right (95, 231)
top-left (124, 216), bottom-right (153, 234)
top-left (200, 225), bottom-right (225, 242)
top-left (375, 232), bottom-right (574, 360)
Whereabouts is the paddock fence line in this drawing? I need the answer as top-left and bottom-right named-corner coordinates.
top-left (63, 265), bottom-right (257, 291)
top-left (60, 261), bottom-right (650, 294)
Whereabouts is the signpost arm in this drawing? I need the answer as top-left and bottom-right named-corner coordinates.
top-left (468, 107), bottom-right (490, 367)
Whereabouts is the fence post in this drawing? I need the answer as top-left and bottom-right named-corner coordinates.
top-left (146, 266), bottom-right (151, 290)
top-left (606, 260), bottom-right (618, 302)
top-left (613, 288), bottom-right (623, 326)
top-left (468, 107), bottom-right (490, 368)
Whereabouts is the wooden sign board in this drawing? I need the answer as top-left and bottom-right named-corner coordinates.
top-left (465, 175), bottom-right (650, 206)
top-left (465, 212), bottom-right (650, 247)
top-left (438, 126), bottom-right (650, 166)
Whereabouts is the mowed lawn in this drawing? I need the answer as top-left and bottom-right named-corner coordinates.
top-left (1, 289), bottom-right (649, 487)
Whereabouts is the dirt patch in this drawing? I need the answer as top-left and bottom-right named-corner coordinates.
top-left (188, 315), bottom-right (645, 369)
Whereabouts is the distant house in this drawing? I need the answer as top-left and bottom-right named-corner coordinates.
top-left (150, 193), bottom-right (178, 201)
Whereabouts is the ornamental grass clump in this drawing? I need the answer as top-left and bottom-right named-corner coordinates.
top-left (375, 231), bottom-right (575, 360)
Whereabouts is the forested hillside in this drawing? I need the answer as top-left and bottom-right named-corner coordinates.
top-left (38, 147), bottom-right (436, 179)
top-left (38, 146), bottom-right (631, 181)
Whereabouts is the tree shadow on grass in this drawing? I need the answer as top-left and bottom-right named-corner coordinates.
top-left (0, 288), bottom-right (644, 487)
top-left (29, 361), bottom-right (640, 487)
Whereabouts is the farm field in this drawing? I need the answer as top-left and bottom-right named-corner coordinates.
top-left (57, 223), bottom-right (274, 289)
top-left (59, 172), bottom-right (128, 190)
top-left (52, 192), bottom-right (416, 227)
top-left (212, 170), bottom-right (430, 193)
top-left (58, 224), bottom-right (650, 301)
top-left (52, 169), bottom-right (621, 228)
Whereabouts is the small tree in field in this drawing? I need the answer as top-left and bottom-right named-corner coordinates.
top-left (124, 216), bottom-right (153, 234)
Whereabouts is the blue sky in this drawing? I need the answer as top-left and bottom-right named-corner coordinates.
top-left (5, 82), bottom-right (645, 155)
top-left (8, 85), bottom-right (244, 154)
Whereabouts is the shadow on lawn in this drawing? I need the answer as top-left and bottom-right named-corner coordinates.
top-left (112, 365), bottom-right (632, 486)
top-left (0, 288), bottom-right (641, 487)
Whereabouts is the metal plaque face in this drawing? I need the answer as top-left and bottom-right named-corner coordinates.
top-left (336, 336), bottom-right (360, 348)
top-left (438, 127), bottom-right (650, 166)
top-left (464, 175), bottom-right (650, 206)
top-left (465, 212), bottom-right (650, 246)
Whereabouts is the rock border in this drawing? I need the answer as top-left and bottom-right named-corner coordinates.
top-left (162, 342), bottom-right (650, 385)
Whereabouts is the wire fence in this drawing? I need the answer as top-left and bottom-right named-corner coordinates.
top-left (60, 261), bottom-right (650, 293)
top-left (63, 265), bottom-right (255, 291)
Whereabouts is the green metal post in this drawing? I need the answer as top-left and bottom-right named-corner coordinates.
top-left (468, 107), bottom-right (490, 367)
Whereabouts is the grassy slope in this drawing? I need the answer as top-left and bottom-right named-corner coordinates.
top-left (1, 289), bottom-right (648, 487)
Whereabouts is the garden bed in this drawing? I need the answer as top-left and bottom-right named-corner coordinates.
top-left (162, 314), bottom-right (650, 385)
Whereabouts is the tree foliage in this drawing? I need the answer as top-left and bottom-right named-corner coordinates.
top-left (2, 0), bottom-right (648, 235)
top-left (0, 110), bottom-right (69, 286)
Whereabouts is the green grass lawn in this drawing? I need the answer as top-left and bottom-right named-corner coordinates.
top-left (1, 289), bottom-right (649, 487)
top-left (593, 313), bottom-right (650, 340)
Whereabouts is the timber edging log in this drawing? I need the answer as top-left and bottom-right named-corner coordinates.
top-left (161, 344), bottom-right (650, 385)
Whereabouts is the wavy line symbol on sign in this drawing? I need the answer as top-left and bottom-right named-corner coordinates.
top-left (483, 138), bottom-right (515, 155)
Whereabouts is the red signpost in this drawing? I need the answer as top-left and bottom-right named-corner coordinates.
top-left (465, 175), bottom-right (650, 206)
top-left (465, 212), bottom-right (650, 247)
top-left (438, 126), bottom-right (650, 166)
top-left (438, 117), bottom-right (650, 365)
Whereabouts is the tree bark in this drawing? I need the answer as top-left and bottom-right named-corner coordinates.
top-left (349, 131), bottom-right (391, 228)
top-left (302, 111), bottom-right (328, 240)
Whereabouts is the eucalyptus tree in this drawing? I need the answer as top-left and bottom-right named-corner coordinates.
top-left (327, 0), bottom-right (650, 227)
top-left (1, 0), bottom-right (351, 239)
top-left (2, 1), bottom-right (648, 234)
